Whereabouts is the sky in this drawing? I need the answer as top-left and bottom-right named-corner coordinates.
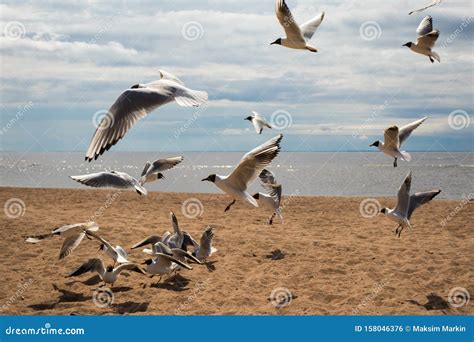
top-left (0, 0), bottom-right (472, 153)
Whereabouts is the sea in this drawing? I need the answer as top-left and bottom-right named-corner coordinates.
top-left (0, 152), bottom-right (472, 200)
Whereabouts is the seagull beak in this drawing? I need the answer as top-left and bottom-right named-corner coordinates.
top-left (201, 177), bottom-right (209, 182)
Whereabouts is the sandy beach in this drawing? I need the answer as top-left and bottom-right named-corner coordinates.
top-left (0, 187), bottom-right (472, 316)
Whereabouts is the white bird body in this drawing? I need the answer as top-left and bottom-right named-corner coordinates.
top-left (404, 16), bottom-right (440, 63)
top-left (370, 117), bottom-right (427, 167)
top-left (380, 172), bottom-right (441, 237)
top-left (253, 169), bottom-right (283, 224)
top-left (139, 156), bottom-right (183, 185)
top-left (202, 134), bottom-right (283, 211)
top-left (272, 0), bottom-right (325, 52)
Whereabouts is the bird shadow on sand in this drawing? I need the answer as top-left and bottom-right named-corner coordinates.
top-left (406, 293), bottom-right (450, 312)
top-left (28, 284), bottom-right (91, 311)
top-left (65, 275), bottom-right (101, 286)
top-left (112, 301), bottom-right (150, 314)
top-left (150, 274), bottom-right (191, 291)
top-left (204, 261), bottom-right (217, 272)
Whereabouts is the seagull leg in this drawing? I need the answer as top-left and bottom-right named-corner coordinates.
top-left (429, 56), bottom-right (434, 63)
top-left (268, 213), bottom-right (275, 225)
top-left (224, 199), bottom-right (236, 212)
top-left (393, 158), bottom-right (398, 168)
top-left (394, 224), bottom-right (401, 235)
top-left (397, 226), bottom-right (404, 238)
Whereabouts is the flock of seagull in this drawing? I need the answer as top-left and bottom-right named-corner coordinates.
top-left (25, 0), bottom-right (446, 290)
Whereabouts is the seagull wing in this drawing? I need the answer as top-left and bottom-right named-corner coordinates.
top-left (416, 15), bottom-right (434, 36)
top-left (259, 169), bottom-right (277, 185)
top-left (263, 183), bottom-right (282, 206)
top-left (59, 231), bottom-right (87, 260)
top-left (417, 30), bottom-right (440, 49)
top-left (67, 258), bottom-right (105, 277)
top-left (154, 253), bottom-right (193, 270)
top-left (158, 70), bottom-right (185, 86)
top-left (140, 161), bottom-right (152, 177)
top-left (407, 190), bottom-right (441, 219)
top-left (399, 117), bottom-right (428, 146)
top-left (114, 263), bottom-right (146, 275)
top-left (70, 172), bottom-right (131, 188)
top-left (149, 156), bottom-right (184, 173)
top-left (275, 0), bottom-right (305, 43)
top-left (409, 0), bottom-right (441, 15)
top-left (226, 134), bottom-right (283, 191)
top-left (383, 126), bottom-right (400, 149)
top-left (299, 12), bottom-right (325, 41)
top-left (85, 85), bottom-right (175, 161)
top-left (395, 172), bottom-right (412, 216)
top-left (131, 235), bottom-right (162, 249)
top-left (172, 248), bottom-right (203, 264)
top-left (85, 230), bottom-right (114, 250)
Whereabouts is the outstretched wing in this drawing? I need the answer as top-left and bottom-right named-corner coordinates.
top-left (226, 134), bottom-right (283, 192)
top-left (409, 0), bottom-right (441, 15)
top-left (383, 126), bottom-right (400, 149)
top-left (275, 0), bottom-right (305, 43)
top-left (115, 263), bottom-right (147, 275)
top-left (399, 117), bottom-right (428, 146)
top-left (299, 12), bottom-right (325, 41)
top-left (417, 30), bottom-right (440, 49)
top-left (395, 172), bottom-right (412, 216)
top-left (407, 190), bottom-right (441, 219)
top-left (67, 258), bottom-right (105, 277)
top-left (417, 15), bottom-right (433, 36)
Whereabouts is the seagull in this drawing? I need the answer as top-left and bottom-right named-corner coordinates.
top-left (85, 70), bottom-right (208, 161)
top-left (142, 242), bottom-right (193, 282)
top-left (202, 134), bottom-right (283, 212)
top-left (139, 156), bottom-right (183, 185)
top-left (271, 0), bottom-right (325, 52)
top-left (245, 111), bottom-right (272, 134)
top-left (70, 171), bottom-right (147, 195)
top-left (403, 16), bottom-right (440, 63)
top-left (380, 172), bottom-right (441, 237)
top-left (84, 230), bottom-right (129, 266)
top-left (25, 222), bottom-right (99, 260)
top-left (67, 258), bottom-right (146, 286)
top-left (370, 117), bottom-right (427, 167)
top-left (161, 212), bottom-right (184, 249)
top-left (252, 169), bottom-right (283, 225)
top-left (193, 226), bottom-right (218, 261)
top-left (409, 0), bottom-right (441, 15)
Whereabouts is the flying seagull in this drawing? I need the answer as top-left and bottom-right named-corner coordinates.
top-left (25, 222), bottom-right (99, 260)
top-left (70, 171), bottom-right (147, 195)
top-left (409, 0), bottom-right (441, 15)
top-left (67, 258), bottom-right (146, 286)
top-left (245, 111), bottom-right (272, 134)
top-left (403, 16), bottom-right (440, 63)
top-left (139, 156), bottom-right (183, 185)
top-left (181, 226), bottom-right (218, 261)
top-left (202, 134), bottom-right (283, 212)
top-left (161, 212), bottom-right (184, 249)
top-left (380, 172), bottom-right (441, 237)
top-left (271, 0), bottom-right (325, 52)
top-left (370, 117), bottom-right (427, 167)
top-left (252, 169), bottom-right (283, 225)
top-left (85, 70), bottom-right (208, 161)
top-left (85, 230), bottom-right (129, 266)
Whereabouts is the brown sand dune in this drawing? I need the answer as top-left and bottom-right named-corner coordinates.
top-left (0, 187), bottom-right (472, 315)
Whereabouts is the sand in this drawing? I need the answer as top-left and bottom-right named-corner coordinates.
top-left (0, 187), bottom-right (472, 315)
